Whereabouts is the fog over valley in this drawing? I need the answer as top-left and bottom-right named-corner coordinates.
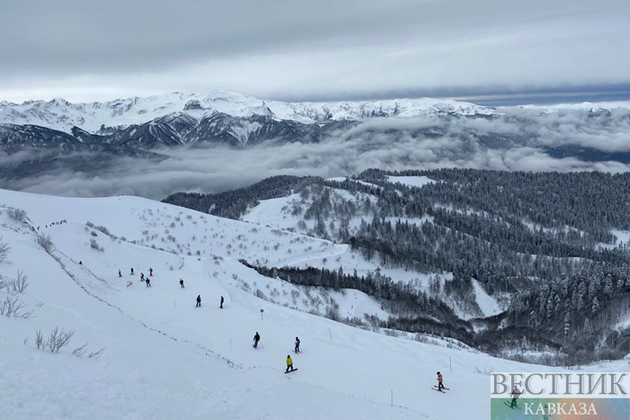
top-left (2, 100), bottom-right (630, 199)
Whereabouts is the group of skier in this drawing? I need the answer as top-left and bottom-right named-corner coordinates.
top-left (119, 267), bottom-right (155, 286)
top-left (115, 266), bottom-right (455, 388)
top-left (252, 332), bottom-right (301, 372)
top-left (120, 269), bottom-right (229, 309)
top-left (194, 294), bottom-right (224, 308)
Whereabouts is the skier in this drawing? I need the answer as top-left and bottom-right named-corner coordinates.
top-left (149, 268), bottom-right (153, 276)
top-left (180, 278), bottom-right (185, 288)
top-left (140, 273), bottom-right (145, 282)
top-left (510, 385), bottom-right (521, 408)
top-left (286, 355), bottom-right (295, 372)
top-left (437, 372), bottom-right (445, 391)
top-left (196, 295), bottom-right (202, 307)
top-left (220, 296), bottom-right (224, 309)
top-left (253, 332), bottom-right (260, 348)
top-left (118, 269), bottom-right (122, 278)
top-left (79, 261), bottom-right (82, 265)
top-left (131, 268), bottom-right (134, 275)
top-left (145, 278), bottom-right (151, 287)
top-left (294, 337), bottom-right (301, 353)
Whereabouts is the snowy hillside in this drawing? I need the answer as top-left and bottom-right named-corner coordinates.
top-left (0, 90), bottom-right (495, 133)
top-left (240, 177), bottom-right (501, 319)
top-left (3, 188), bottom-right (621, 420)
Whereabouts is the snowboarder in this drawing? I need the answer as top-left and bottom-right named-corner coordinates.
top-left (180, 278), bottom-right (185, 288)
top-left (253, 332), bottom-right (260, 348)
top-left (131, 268), bottom-right (134, 275)
top-left (149, 268), bottom-right (153, 276)
top-left (294, 337), bottom-right (301, 353)
top-left (220, 296), bottom-right (224, 309)
top-left (118, 269), bottom-right (122, 278)
top-left (510, 385), bottom-right (521, 408)
top-left (196, 295), bottom-right (202, 307)
top-left (437, 372), bottom-right (445, 391)
top-left (286, 355), bottom-right (295, 372)
top-left (145, 278), bottom-right (151, 287)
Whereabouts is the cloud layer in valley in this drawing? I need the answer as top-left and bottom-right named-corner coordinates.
top-left (2, 106), bottom-right (630, 199)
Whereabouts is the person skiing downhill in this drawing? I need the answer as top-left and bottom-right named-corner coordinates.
top-left (510, 385), bottom-right (521, 408)
top-left (253, 332), bottom-right (260, 348)
top-left (220, 296), bottom-right (224, 309)
top-left (437, 372), bottom-right (445, 391)
top-left (180, 278), bottom-right (185, 288)
top-left (131, 268), bottom-right (134, 275)
top-left (140, 273), bottom-right (145, 282)
top-left (294, 337), bottom-right (301, 353)
top-left (149, 268), bottom-right (153, 276)
top-left (118, 270), bottom-right (122, 278)
top-left (196, 295), bottom-right (202, 307)
top-left (145, 278), bottom-right (151, 287)
top-left (286, 355), bottom-right (295, 372)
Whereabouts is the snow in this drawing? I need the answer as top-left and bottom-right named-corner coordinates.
top-left (0, 91), bottom-right (495, 134)
top-left (386, 175), bottom-right (435, 188)
top-left (612, 230), bottom-right (630, 244)
top-left (326, 177), bottom-right (381, 189)
top-left (228, 120), bottom-right (262, 145)
top-left (241, 189), bottom-right (438, 290)
top-left (471, 279), bottom-right (502, 318)
top-left (602, 229), bottom-right (630, 251)
top-left (1, 188), bottom-right (629, 420)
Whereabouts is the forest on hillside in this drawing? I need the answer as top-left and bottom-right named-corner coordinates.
top-left (165, 169), bottom-right (630, 364)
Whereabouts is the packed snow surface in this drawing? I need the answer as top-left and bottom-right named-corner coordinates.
top-left (1, 188), bottom-right (628, 420)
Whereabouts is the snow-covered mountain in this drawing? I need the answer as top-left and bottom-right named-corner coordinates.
top-left (3, 187), bottom-right (628, 420)
top-left (0, 90), bottom-right (496, 134)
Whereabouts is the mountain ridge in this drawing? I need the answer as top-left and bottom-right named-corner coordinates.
top-left (0, 90), bottom-right (496, 134)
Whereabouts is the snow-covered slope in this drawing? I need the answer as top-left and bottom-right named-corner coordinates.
top-left (2, 188), bottom-right (628, 420)
top-left (239, 181), bottom-right (504, 319)
top-left (0, 90), bottom-right (496, 133)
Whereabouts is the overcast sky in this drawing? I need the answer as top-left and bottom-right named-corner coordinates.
top-left (1, 0), bottom-right (629, 104)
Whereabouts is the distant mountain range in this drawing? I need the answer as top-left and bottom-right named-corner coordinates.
top-left (2, 90), bottom-right (629, 151)
top-left (3, 91), bottom-right (630, 192)
top-left (0, 91), bottom-right (498, 148)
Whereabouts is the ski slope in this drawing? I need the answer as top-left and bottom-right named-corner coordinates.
top-left (1, 189), bottom-right (627, 420)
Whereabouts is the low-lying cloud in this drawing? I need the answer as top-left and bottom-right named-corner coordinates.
top-left (2, 106), bottom-right (630, 200)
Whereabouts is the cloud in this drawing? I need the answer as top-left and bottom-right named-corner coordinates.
top-left (3, 107), bottom-right (630, 199)
top-left (0, 0), bottom-right (629, 103)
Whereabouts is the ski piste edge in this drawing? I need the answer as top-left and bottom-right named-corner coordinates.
top-left (285, 368), bottom-right (298, 374)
